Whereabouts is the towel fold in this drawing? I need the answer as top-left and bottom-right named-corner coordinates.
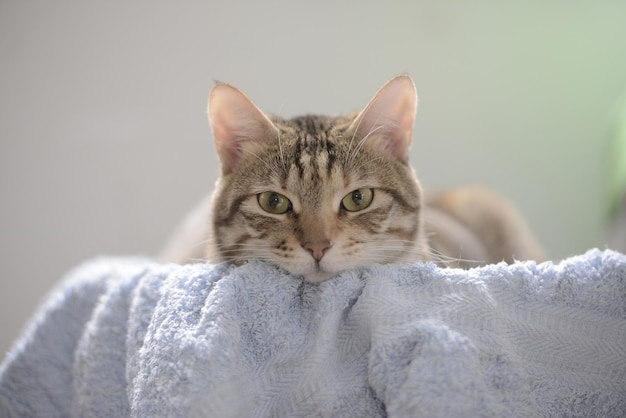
top-left (1, 249), bottom-right (625, 417)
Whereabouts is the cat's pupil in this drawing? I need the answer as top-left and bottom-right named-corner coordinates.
top-left (352, 190), bottom-right (363, 206)
top-left (268, 193), bottom-right (281, 209)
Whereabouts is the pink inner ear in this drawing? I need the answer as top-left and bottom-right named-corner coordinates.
top-left (355, 75), bottom-right (417, 161)
top-left (212, 121), bottom-right (243, 174)
top-left (208, 84), bottom-right (276, 173)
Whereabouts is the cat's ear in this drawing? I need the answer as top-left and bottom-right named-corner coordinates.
top-left (349, 74), bottom-right (417, 162)
top-left (208, 83), bottom-right (278, 174)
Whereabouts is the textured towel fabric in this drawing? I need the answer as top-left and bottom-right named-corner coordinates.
top-left (1, 250), bottom-right (625, 417)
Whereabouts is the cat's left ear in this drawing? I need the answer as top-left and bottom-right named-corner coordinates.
top-left (349, 74), bottom-right (417, 162)
top-left (208, 82), bottom-right (278, 174)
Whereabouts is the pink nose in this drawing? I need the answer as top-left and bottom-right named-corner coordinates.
top-left (303, 240), bottom-right (332, 261)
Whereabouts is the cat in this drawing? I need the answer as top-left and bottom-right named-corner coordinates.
top-left (161, 75), bottom-right (544, 282)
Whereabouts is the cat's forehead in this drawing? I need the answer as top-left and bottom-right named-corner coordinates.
top-left (273, 114), bottom-right (354, 141)
top-left (273, 114), bottom-right (357, 161)
top-left (269, 114), bottom-right (364, 182)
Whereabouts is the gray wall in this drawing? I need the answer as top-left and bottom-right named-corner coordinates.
top-left (2, 1), bottom-right (625, 359)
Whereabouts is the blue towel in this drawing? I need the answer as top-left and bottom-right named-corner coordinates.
top-left (1, 249), bottom-right (625, 417)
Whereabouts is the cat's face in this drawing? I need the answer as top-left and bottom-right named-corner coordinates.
top-left (208, 75), bottom-right (429, 282)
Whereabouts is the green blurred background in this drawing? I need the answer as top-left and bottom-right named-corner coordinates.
top-left (1, 1), bottom-right (625, 358)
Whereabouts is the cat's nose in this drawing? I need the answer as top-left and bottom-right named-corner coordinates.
top-left (303, 240), bottom-right (332, 261)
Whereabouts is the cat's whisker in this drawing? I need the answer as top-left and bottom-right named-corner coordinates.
top-left (349, 156), bottom-right (386, 175)
top-left (184, 257), bottom-right (211, 264)
top-left (347, 109), bottom-right (385, 157)
top-left (343, 238), bottom-right (484, 267)
top-left (422, 247), bottom-right (485, 267)
top-left (187, 237), bottom-right (217, 250)
top-left (348, 123), bottom-right (390, 168)
top-left (239, 147), bottom-right (282, 177)
top-left (213, 242), bottom-right (272, 248)
top-left (346, 108), bottom-right (368, 166)
top-left (346, 109), bottom-right (386, 166)
top-left (213, 243), bottom-right (276, 251)
top-left (276, 126), bottom-right (288, 176)
top-left (220, 256), bottom-right (276, 265)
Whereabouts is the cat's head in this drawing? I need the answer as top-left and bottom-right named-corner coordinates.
top-left (208, 75), bottom-right (429, 282)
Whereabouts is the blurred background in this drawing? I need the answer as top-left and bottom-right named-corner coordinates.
top-left (1, 1), bottom-right (625, 359)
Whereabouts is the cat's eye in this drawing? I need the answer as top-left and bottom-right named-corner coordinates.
top-left (257, 191), bottom-right (292, 214)
top-left (341, 188), bottom-right (374, 212)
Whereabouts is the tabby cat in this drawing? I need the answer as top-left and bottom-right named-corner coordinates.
top-left (162, 75), bottom-right (544, 282)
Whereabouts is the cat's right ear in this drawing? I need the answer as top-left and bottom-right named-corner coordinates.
top-left (208, 83), bottom-right (278, 174)
top-left (349, 74), bottom-right (417, 162)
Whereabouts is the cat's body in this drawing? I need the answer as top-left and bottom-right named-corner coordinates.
top-left (162, 75), bottom-right (543, 281)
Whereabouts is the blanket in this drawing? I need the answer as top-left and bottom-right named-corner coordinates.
top-left (1, 249), bottom-right (625, 417)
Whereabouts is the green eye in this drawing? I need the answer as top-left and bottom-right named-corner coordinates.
top-left (257, 191), bottom-right (292, 214)
top-left (341, 188), bottom-right (374, 212)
